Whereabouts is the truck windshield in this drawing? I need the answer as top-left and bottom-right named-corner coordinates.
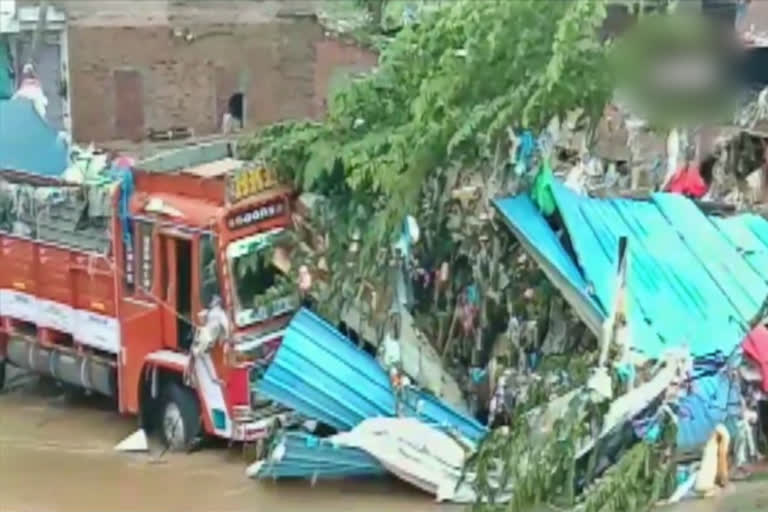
top-left (226, 229), bottom-right (297, 328)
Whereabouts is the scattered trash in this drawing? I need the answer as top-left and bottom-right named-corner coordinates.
top-left (114, 429), bottom-right (149, 453)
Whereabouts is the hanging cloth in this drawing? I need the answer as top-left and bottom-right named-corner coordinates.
top-left (515, 130), bottom-right (536, 176)
top-left (665, 164), bottom-right (708, 198)
top-left (742, 325), bottom-right (768, 392)
top-left (108, 163), bottom-right (135, 246)
top-left (530, 162), bottom-right (557, 216)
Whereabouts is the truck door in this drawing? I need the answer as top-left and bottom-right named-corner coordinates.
top-left (159, 233), bottom-right (193, 351)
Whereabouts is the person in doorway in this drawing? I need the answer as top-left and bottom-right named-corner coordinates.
top-left (221, 93), bottom-right (244, 134)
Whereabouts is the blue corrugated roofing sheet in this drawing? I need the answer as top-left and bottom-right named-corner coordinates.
top-left (495, 180), bottom-right (768, 359)
top-left (0, 98), bottom-right (68, 177)
top-left (252, 432), bottom-right (386, 480)
top-left (258, 308), bottom-right (488, 444)
top-left (494, 194), bottom-right (606, 334)
top-left (257, 308), bottom-right (397, 431)
top-left (399, 386), bottom-right (488, 443)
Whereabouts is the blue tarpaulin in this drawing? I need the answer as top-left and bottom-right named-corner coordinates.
top-left (0, 98), bottom-right (68, 177)
top-left (495, 180), bottom-right (768, 359)
top-left (674, 371), bottom-right (741, 450)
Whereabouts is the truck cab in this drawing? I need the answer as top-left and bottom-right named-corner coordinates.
top-left (124, 141), bottom-right (297, 449)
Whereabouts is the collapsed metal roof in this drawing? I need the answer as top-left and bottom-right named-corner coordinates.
top-left (256, 308), bottom-right (486, 438)
top-left (495, 180), bottom-right (768, 359)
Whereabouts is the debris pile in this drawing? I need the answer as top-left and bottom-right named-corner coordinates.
top-left (246, 163), bottom-right (768, 508)
top-left (246, 307), bottom-right (489, 502)
top-left (487, 174), bottom-right (768, 507)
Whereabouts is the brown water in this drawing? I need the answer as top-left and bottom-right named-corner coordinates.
top-left (0, 374), bottom-right (449, 512)
top-left (2, 374), bottom-right (768, 512)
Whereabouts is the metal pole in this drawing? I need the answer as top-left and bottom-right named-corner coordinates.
top-left (27, 0), bottom-right (49, 67)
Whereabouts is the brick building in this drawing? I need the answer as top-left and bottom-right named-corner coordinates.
top-left (10, 0), bottom-right (378, 143)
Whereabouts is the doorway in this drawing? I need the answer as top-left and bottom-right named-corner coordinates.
top-left (114, 69), bottom-right (145, 141)
top-left (227, 92), bottom-right (244, 129)
top-left (159, 235), bottom-right (193, 352)
top-left (176, 239), bottom-right (192, 351)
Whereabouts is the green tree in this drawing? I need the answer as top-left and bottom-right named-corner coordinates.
top-left (242, 0), bottom-right (613, 366)
top-left (242, 2), bottom-right (688, 509)
top-left (243, 0), bottom-right (612, 320)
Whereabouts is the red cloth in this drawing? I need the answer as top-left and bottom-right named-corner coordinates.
top-left (665, 165), bottom-right (708, 198)
top-left (742, 325), bottom-right (768, 392)
top-left (225, 366), bottom-right (250, 406)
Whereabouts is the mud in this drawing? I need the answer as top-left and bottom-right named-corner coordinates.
top-left (0, 372), bottom-right (447, 512)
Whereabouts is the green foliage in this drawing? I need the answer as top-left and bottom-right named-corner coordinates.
top-left (462, 386), bottom-right (678, 512)
top-left (236, 4), bottom-right (672, 509)
top-left (579, 419), bottom-right (678, 512)
top-left (463, 394), bottom-right (592, 511)
top-left (246, 0), bottom-right (611, 240)
top-left (241, 0), bottom-right (613, 329)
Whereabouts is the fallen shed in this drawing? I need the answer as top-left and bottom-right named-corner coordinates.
top-left (494, 179), bottom-right (768, 360)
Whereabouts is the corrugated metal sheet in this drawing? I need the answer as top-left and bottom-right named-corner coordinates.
top-left (0, 98), bottom-right (68, 177)
top-left (399, 386), bottom-right (487, 443)
top-left (493, 194), bottom-right (605, 334)
top-left (257, 308), bottom-right (397, 431)
top-left (495, 180), bottom-right (768, 359)
top-left (251, 432), bottom-right (385, 479)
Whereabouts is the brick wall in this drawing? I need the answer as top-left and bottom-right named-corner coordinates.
top-left (67, 18), bottom-right (377, 143)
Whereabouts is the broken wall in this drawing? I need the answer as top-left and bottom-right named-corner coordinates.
top-left (66, 6), bottom-right (377, 143)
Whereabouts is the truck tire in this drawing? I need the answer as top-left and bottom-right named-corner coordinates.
top-left (159, 382), bottom-right (202, 452)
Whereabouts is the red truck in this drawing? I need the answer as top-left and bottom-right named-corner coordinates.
top-left (0, 140), bottom-right (296, 450)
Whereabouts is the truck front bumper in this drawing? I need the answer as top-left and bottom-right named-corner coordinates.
top-left (231, 412), bottom-right (293, 442)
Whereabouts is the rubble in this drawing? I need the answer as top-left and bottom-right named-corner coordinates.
top-left (248, 166), bottom-right (768, 505)
top-left (247, 307), bottom-right (488, 501)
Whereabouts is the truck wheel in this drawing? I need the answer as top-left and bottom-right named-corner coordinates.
top-left (160, 382), bottom-right (202, 452)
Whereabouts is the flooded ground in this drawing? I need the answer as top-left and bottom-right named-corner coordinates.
top-left (2, 370), bottom-right (768, 512)
top-left (0, 371), bottom-right (447, 512)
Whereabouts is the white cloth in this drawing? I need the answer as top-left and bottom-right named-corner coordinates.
top-left (13, 78), bottom-right (48, 120)
top-left (380, 334), bottom-right (402, 368)
top-left (191, 303), bottom-right (231, 356)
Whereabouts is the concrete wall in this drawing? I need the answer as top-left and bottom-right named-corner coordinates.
top-left (64, 2), bottom-right (377, 143)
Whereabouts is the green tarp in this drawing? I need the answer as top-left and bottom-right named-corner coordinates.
top-left (0, 36), bottom-right (12, 100)
top-left (530, 162), bottom-right (556, 216)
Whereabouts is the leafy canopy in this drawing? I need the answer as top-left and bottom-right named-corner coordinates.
top-left (243, 0), bottom-right (613, 255)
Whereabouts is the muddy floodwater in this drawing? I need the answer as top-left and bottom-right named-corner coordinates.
top-left (2, 373), bottom-right (768, 512)
top-left (0, 372), bottom-right (450, 512)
